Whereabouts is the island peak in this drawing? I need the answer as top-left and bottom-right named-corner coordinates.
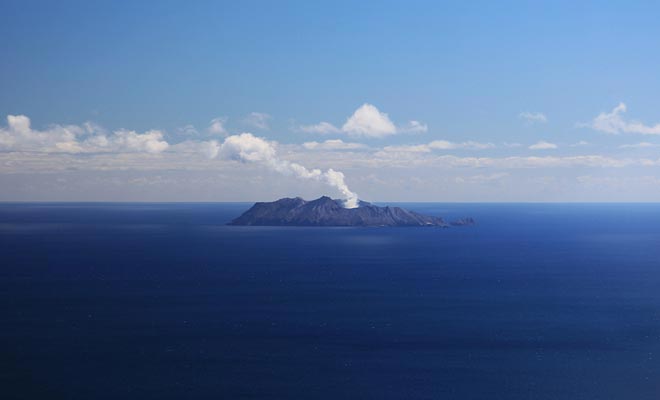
top-left (229, 196), bottom-right (473, 227)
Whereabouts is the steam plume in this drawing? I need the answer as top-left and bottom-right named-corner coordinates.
top-left (218, 133), bottom-right (359, 208)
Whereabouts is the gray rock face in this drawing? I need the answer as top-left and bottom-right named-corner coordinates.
top-left (228, 196), bottom-right (451, 227)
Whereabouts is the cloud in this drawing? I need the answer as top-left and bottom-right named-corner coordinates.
top-left (570, 140), bottom-right (589, 147)
top-left (383, 140), bottom-right (495, 153)
top-left (208, 117), bottom-right (228, 135)
top-left (299, 122), bottom-right (341, 134)
top-left (397, 120), bottom-right (428, 133)
top-left (0, 115), bottom-right (169, 154)
top-left (177, 124), bottom-right (199, 136)
top-left (100, 130), bottom-right (169, 154)
top-left (455, 173), bottom-right (509, 184)
top-left (302, 139), bottom-right (367, 151)
top-left (519, 112), bottom-right (547, 124)
top-left (341, 104), bottom-right (397, 137)
top-left (170, 139), bottom-right (221, 159)
top-left (529, 141), bottom-right (558, 150)
top-left (300, 103), bottom-right (427, 138)
top-left (503, 142), bottom-right (523, 148)
top-left (243, 112), bottom-right (271, 130)
top-left (619, 142), bottom-right (657, 149)
top-left (585, 103), bottom-right (660, 135)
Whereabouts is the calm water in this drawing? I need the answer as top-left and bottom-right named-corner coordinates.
top-left (1, 203), bottom-right (660, 399)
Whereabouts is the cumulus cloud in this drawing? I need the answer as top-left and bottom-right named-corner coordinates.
top-left (529, 141), bottom-right (558, 150)
top-left (243, 112), bottom-right (271, 130)
top-left (0, 115), bottom-right (169, 154)
top-left (519, 112), bottom-right (547, 124)
top-left (208, 117), bottom-right (228, 135)
top-left (383, 140), bottom-right (495, 153)
top-left (302, 139), bottom-right (367, 151)
top-left (98, 129), bottom-right (169, 154)
top-left (586, 103), bottom-right (660, 135)
top-left (217, 133), bottom-right (359, 207)
top-left (341, 104), bottom-right (397, 137)
top-left (300, 103), bottom-right (427, 138)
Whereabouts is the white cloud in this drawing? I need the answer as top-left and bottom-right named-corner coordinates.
top-left (586, 103), bottom-right (660, 135)
top-left (383, 140), bottom-right (495, 153)
top-left (208, 117), bottom-right (228, 135)
top-left (342, 103), bottom-right (397, 137)
top-left (0, 115), bottom-right (169, 154)
top-left (244, 112), bottom-right (271, 130)
top-left (302, 139), bottom-right (367, 151)
top-left (383, 144), bottom-right (433, 153)
top-left (529, 141), bottom-right (558, 150)
top-left (300, 103), bottom-right (427, 138)
top-left (519, 112), bottom-right (547, 124)
top-left (11, 114), bottom-right (660, 203)
top-left (99, 129), bottom-right (169, 154)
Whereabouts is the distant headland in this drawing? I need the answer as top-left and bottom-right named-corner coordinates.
top-left (228, 196), bottom-right (475, 227)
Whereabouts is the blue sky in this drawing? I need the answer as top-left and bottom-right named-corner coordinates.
top-left (2, 1), bottom-right (660, 202)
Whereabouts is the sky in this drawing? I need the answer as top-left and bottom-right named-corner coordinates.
top-left (2, 0), bottom-right (660, 202)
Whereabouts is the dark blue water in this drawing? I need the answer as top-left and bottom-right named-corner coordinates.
top-left (1, 203), bottom-right (660, 399)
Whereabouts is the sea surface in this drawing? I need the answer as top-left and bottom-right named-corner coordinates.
top-left (1, 203), bottom-right (660, 399)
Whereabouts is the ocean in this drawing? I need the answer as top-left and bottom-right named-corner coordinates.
top-left (1, 203), bottom-right (659, 399)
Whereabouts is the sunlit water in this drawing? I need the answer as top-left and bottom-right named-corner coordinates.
top-left (1, 203), bottom-right (660, 399)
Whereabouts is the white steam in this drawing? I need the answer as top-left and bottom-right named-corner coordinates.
top-left (217, 133), bottom-right (359, 208)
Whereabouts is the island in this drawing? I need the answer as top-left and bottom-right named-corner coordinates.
top-left (228, 196), bottom-right (475, 227)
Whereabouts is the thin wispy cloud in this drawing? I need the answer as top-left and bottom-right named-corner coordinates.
top-left (244, 112), bottom-right (271, 130)
top-left (519, 111), bottom-right (547, 124)
top-left (570, 140), bottom-right (589, 147)
top-left (302, 139), bottom-right (367, 151)
top-left (299, 122), bottom-right (341, 134)
top-left (529, 141), bottom-right (558, 150)
top-left (383, 140), bottom-right (495, 153)
top-left (208, 117), bottom-right (228, 135)
top-left (584, 103), bottom-right (660, 135)
top-left (397, 120), bottom-right (428, 134)
top-left (177, 124), bottom-right (199, 136)
top-left (619, 142), bottom-right (657, 149)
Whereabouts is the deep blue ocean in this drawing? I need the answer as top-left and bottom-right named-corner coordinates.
top-left (1, 203), bottom-right (660, 399)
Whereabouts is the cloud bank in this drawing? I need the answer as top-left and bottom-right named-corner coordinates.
top-left (0, 115), bottom-right (169, 154)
